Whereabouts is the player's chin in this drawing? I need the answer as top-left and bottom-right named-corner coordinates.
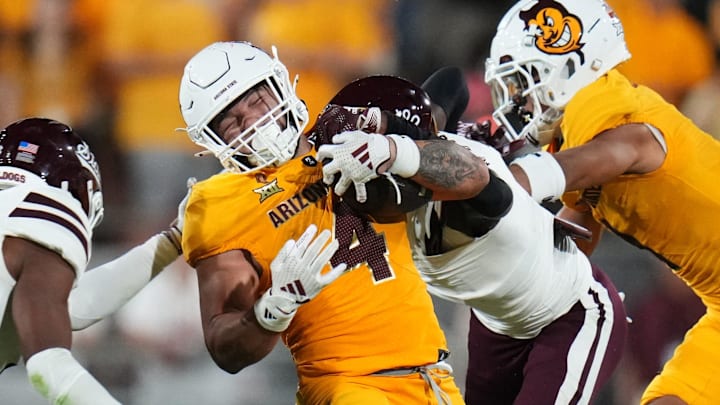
top-left (339, 176), bottom-right (432, 223)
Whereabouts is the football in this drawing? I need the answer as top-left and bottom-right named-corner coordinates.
top-left (340, 175), bottom-right (432, 223)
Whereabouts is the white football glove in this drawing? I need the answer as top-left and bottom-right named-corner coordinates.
top-left (254, 224), bottom-right (347, 332)
top-left (316, 130), bottom-right (392, 203)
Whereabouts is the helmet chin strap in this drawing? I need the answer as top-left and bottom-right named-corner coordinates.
top-left (529, 109), bottom-right (563, 147)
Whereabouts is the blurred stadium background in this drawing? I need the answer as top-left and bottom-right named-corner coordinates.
top-left (0, 0), bottom-right (714, 403)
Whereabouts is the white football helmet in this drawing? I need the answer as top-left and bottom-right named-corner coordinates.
top-left (485, 0), bottom-right (630, 146)
top-left (179, 41), bottom-right (310, 173)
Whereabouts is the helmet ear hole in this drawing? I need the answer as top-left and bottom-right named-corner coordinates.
top-left (562, 59), bottom-right (577, 79)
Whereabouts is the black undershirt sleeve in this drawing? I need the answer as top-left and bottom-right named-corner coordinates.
top-left (443, 170), bottom-right (513, 237)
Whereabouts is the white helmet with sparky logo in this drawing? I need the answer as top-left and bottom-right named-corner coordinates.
top-left (485, 0), bottom-right (630, 146)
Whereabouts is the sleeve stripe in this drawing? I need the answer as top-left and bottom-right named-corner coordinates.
top-left (24, 192), bottom-right (84, 224)
top-left (10, 193), bottom-right (90, 257)
top-left (10, 207), bottom-right (89, 256)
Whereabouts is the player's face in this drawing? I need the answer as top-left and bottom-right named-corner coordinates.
top-left (210, 83), bottom-right (288, 152)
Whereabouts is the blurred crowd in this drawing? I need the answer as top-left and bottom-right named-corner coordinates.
top-left (0, 0), bottom-right (715, 403)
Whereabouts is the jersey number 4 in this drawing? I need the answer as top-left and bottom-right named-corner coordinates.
top-left (331, 202), bottom-right (394, 283)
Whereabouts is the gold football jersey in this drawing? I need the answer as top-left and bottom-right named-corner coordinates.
top-left (561, 69), bottom-right (720, 308)
top-left (183, 152), bottom-right (448, 379)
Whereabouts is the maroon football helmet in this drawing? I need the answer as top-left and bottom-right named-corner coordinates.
top-left (330, 75), bottom-right (435, 132)
top-left (323, 76), bottom-right (436, 223)
top-left (0, 118), bottom-right (104, 228)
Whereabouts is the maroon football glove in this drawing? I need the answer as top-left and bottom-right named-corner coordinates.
top-left (457, 119), bottom-right (528, 159)
top-left (312, 104), bottom-right (383, 147)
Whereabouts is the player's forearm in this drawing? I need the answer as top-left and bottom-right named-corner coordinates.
top-left (380, 112), bottom-right (490, 198)
top-left (413, 139), bottom-right (490, 201)
top-left (557, 206), bottom-right (603, 256)
top-left (204, 311), bottom-right (280, 374)
top-left (69, 232), bottom-right (180, 330)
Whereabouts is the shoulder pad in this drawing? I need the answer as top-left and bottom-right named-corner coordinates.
top-left (0, 183), bottom-right (92, 276)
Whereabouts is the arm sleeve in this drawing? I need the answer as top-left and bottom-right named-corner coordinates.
top-left (68, 233), bottom-right (180, 330)
top-left (444, 170), bottom-right (513, 237)
top-left (25, 347), bottom-right (120, 404)
top-left (462, 170), bottom-right (513, 218)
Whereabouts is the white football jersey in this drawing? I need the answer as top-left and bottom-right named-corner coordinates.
top-left (407, 133), bottom-right (594, 339)
top-left (0, 182), bottom-right (92, 371)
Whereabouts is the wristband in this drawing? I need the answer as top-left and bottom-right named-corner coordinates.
top-left (509, 151), bottom-right (566, 203)
top-left (253, 291), bottom-right (297, 333)
top-left (386, 134), bottom-right (421, 178)
top-left (161, 225), bottom-right (182, 254)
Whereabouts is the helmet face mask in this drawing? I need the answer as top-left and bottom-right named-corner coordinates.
top-left (179, 42), bottom-right (309, 173)
top-left (0, 118), bottom-right (104, 229)
top-left (209, 80), bottom-right (297, 169)
top-left (485, 0), bottom-right (630, 146)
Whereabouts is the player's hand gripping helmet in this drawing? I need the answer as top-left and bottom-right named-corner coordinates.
top-left (485, 0), bottom-right (630, 146)
top-left (320, 75), bottom-right (435, 223)
top-left (179, 41), bottom-right (310, 173)
top-left (0, 118), bottom-right (104, 228)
